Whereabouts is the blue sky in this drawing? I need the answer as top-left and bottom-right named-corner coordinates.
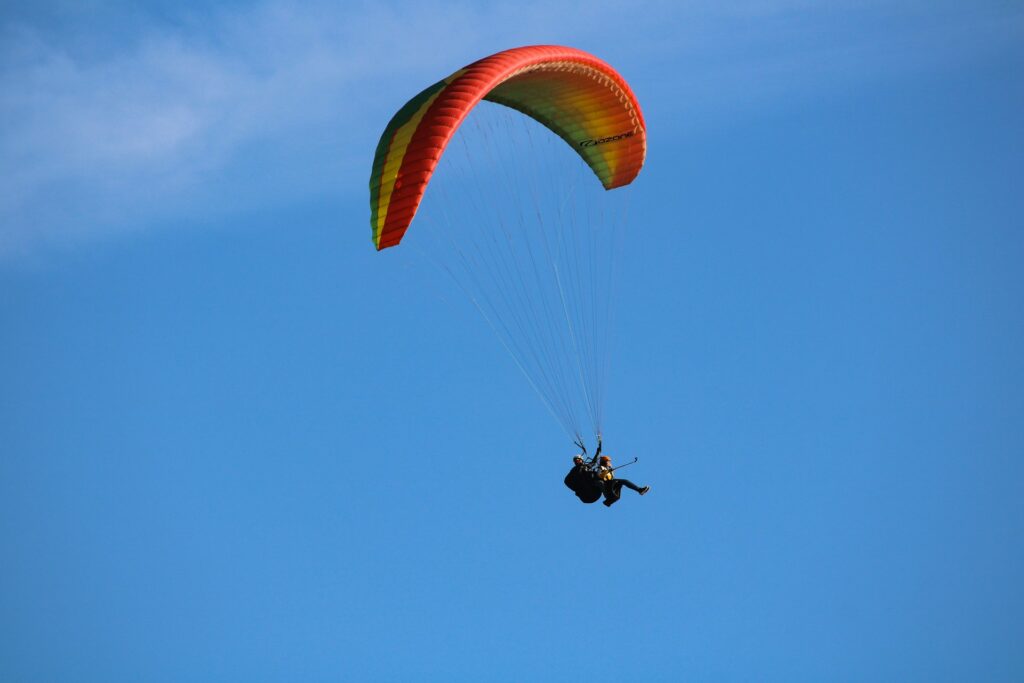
top-left (2, 2), bottom-right (1023, 681)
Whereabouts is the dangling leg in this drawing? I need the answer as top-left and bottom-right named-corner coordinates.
top-left (617, 479), bottom-right (650, 496)
top-left (602, 480), bottom-right (623, 507)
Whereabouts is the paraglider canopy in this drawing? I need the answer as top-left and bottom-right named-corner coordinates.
top-left (369, 45), bottom-right (647, 250)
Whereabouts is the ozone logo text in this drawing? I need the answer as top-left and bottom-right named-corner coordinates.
top-left (578, 131), bottom-right (635, 148)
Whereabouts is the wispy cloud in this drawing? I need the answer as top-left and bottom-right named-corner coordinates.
top-left (1, 0), bottom-right (1020, 260)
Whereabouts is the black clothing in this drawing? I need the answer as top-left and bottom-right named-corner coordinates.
top-left (602, 478), bottom-right (643, 506)
top-left (564, 463), bottom-right (603, 504)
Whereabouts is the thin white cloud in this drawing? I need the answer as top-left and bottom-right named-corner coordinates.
top-left (0, 0), bottom-right (1020, 260)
